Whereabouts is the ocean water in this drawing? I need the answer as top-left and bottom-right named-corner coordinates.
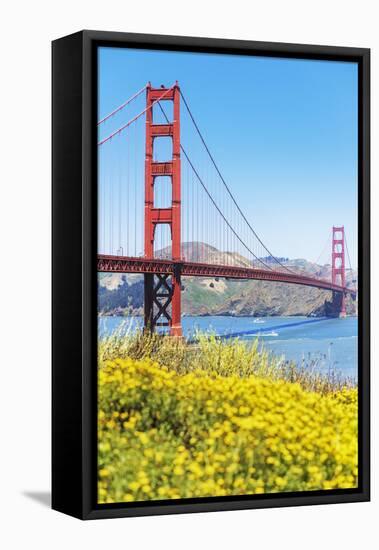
top-left (98, 315), bottom-right (358, 381)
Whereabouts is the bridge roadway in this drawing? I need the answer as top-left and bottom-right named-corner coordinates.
top-left (97, 255), bottom-right (355, 296)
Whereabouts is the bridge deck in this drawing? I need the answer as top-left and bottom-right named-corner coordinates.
top-left (97, 255), bottom-right (354, 295)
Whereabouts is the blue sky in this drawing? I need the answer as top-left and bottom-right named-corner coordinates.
top-left (98, 47), bottom-right (358, 267)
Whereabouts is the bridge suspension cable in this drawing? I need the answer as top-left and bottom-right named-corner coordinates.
top-left (344, 232), bottom-right (356, 292)
top-left (314, 230), bottom-right (331, 266)
top-left (98, 86), bottom-right (174, 146)
top-left (97, 84), bottom-right (147, 126)
top-left (178, 89), bottom-right (296, 274)
top-left (157, 102), bottom-right (274, 271)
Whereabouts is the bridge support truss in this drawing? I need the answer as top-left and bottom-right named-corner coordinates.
top-left (144, 83), bottom-right (182, 336)
top-left (331, 225), bottom-right (347, 317)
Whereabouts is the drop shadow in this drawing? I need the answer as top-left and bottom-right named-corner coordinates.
top-left (23, 491), bottom-right (51, 508)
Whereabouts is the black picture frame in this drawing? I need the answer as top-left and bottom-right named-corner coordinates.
top-left (52, 30), bottom-right (370, 520)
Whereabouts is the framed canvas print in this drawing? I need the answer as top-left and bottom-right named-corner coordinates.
top-left (52, 30), bottom-right (370, 519)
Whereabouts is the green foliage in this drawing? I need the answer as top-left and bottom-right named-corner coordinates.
top-left (99, 328), bottom-right (355, 394)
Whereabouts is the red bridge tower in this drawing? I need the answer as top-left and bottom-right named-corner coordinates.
top-left (144, 83), bottom-right (182, 336)
top-left (332, 225), bottom-right (347, 317)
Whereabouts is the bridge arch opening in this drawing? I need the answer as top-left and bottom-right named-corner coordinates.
top-left (334, 256), bottom-right (343, 269)
top-left (152, 100), bottom-right (173, 124)
top-left (153, 136), bottom-right (173, 162)
top-left (154, 175), bottom-right (172, 208)
top-left (153, 223), bottom-right (172, 259)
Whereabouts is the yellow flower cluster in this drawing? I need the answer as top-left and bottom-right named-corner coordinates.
top-left (98, 357), bottom-right (358, 504)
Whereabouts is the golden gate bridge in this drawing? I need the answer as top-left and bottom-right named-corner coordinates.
top-left (97, 82), bottom-right (356, 336)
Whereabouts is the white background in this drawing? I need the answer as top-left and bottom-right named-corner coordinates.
top-left (0, 1), bottom-right (377, 548)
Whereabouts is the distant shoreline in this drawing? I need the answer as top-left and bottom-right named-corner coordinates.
top-left (97, 311), bottom-right (357, 319)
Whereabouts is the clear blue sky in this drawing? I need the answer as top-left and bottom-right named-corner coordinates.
top-left (98, 46), bottom-right (358, 267)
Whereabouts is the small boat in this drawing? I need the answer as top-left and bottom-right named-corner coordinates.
top-left (253, 318), bottom-right (265, 324)
top-left (259, 331), bottom-right (278, 337)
